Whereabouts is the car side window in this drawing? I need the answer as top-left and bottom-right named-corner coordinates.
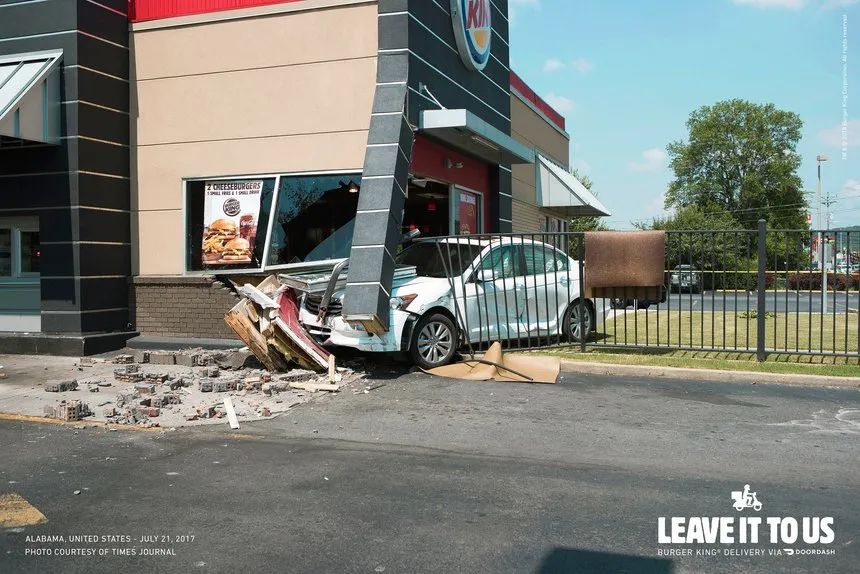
top-left (524, 246), bottom-right (568, 275)
top-left (479, 246), bottom-right (520, 279)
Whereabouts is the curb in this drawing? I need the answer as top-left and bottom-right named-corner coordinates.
top-left (0, 412), bottom-right (163, 431)
top-left (559, 360), bottom-right (860, 388)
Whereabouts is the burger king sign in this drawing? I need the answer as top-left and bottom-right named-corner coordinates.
top-left (450, 0), bottom-right (492, 71)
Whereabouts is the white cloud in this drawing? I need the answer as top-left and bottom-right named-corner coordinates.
top-left (543, 58), bottom-right (565, 73)
top-left (509, 0), bottom-right (541, 22)
top-left (542, 57), bottom-right (594, 74)
top-left (643, 194), bottom-right (674, 219)
top-left (841, 179), bottom-right (860, 197)
top-left (628, 148), bottom-right (668, 172)
top-left (570, 58), bottom-right (594, 74)
top-left (819, 119), bottom-right (860, 148)
top-left (543, 93), bottom-right (575, 113)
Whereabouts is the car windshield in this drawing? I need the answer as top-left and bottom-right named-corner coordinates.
top-left (396, 242), bottom-right (484, 278)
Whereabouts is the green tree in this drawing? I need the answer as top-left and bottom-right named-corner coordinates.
top-left (666, 99), bottom-right (806, 229)
top-left (641, 205), bottom-right (746, 276)
top-left (567, 168), bottom-right (609, 232)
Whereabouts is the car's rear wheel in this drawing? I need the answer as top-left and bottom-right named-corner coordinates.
top-left (410, 313), bottom-right (458, 369)
top-left (563, 299), bottom-right (594, 343)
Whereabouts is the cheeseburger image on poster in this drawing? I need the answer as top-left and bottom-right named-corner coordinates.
top-left (201, 180), bottom-right (263, 266)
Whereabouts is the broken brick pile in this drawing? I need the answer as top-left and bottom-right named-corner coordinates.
top-left (39, 347), bottom-right (362, 428)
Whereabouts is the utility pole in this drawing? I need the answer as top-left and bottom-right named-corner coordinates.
top-left (817, 155), bottom-right (829, 313)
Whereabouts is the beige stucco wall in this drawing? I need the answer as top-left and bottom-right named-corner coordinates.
top-left (509, 93), bottom-right (571, 232)
top-left (130, 1), bottom-right (378, 275)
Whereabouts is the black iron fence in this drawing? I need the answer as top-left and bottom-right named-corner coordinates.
top-left (411, 222), bottom-right (859, 360)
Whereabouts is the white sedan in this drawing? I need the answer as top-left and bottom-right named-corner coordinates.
top-left (299, 237), bottom-right (596, 369)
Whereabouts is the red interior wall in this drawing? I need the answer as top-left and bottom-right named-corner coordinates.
top-left (410, 135), bottom-right (491, 231)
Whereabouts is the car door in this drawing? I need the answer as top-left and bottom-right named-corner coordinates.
top-left (519, 243), bottom-right (572, 337)
top-left (460, 244), bottom-right (525, 344)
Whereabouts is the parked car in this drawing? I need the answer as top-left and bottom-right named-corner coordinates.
top-left (608, 293), bottom-right (664, 310)
top-left (670, 264), bottom-right (703, 293)
top-left (299, 237), bottom-right (596, 369)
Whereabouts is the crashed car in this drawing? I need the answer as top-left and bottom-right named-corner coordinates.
top-left (298, 237), bottom-right (596, 369)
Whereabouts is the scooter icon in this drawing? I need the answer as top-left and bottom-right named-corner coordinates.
top-left (731, 484), bottom-right (763, 511)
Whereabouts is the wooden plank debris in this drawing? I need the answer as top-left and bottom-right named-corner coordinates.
top-left (223, 275), bottom-right (331, 373)
top-left (223, 397), bottom-right (240, 429)
top-left (288, 382), bottom-right (341, 393)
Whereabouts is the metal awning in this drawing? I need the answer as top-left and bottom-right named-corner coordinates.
top-left (0, 50), bottom-right (63, 145)
top-left (419, 109), bottom-right (535, 165)
top-left (536, 154), bottom-right (611, 217)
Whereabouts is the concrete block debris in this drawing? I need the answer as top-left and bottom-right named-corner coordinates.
top-left (144, 372), bottom-right (168, 383)
top-left (162, 393), bottom-right (182, 405)
top-left (112, 354), bottom-right (134, 365)
top-left (278, 369), bottom-right (317, 383)
top-left (45, 380), bottom-right (78, 393)
top-left (206, 366), bottom-right (220, 378)
top-left (43, 400), bottom-right (92, 421)
top-left (134, 383), bottom-right (156, 395)
top-left (150, 352), bottom-right (176, 366)
top-left (114, 364), bottom-right (143, 383)
top-left (212, 381), bottom-right (227, 393)
top-left (133, 350), bottom-right (150, 364)
top-left (198, 381), bottom-right (213, 393)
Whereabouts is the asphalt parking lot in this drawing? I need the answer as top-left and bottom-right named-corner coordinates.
top-left (2, 368), bottom-right (858, 573)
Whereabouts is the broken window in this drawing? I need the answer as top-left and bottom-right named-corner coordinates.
top-left (266, 175), bottom-right (361, 266)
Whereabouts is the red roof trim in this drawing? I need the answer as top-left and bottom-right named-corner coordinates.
top-left (129, 0), bottom-right (306, 22)
top-left (509, 71), bottom-right (566, 131)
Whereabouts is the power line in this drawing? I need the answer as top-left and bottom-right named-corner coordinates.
top-left (609, 202), bottom-right (810, 226)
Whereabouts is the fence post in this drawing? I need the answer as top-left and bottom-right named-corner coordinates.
top-left (578, 237), bottom-right (587, 353)
top-left (756, 219), bottom-right (767, 362)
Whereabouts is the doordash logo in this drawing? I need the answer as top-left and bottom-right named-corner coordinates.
top-left (450, 0), bottom-right (492, 71)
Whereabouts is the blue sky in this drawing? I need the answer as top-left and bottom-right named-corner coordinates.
top-left (508, 0), bottom-right (859, 229)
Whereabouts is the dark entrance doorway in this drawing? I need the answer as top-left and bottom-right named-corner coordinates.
top-left (404, 179), bottom-right (450, 237)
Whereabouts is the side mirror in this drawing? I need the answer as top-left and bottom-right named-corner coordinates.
top-left (474, 269), bottom-right (498, 283)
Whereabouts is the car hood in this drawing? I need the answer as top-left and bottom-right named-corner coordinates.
top-left (391, 274), bottom-right (451, 292)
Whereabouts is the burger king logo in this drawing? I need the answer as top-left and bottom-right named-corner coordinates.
top-left (450, 0), bottom-right (492, 71)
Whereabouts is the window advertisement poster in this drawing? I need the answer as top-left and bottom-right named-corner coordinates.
top-left (201, 180), bottom-right (263, 266)
top-left (458, 191), bottom-right (479, 235)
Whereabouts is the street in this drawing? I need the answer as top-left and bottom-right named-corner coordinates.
top-left (2, 369), bottom-right (858, 573)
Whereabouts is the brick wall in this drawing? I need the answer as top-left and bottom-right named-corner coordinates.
top-left (131, 276), bottom-right (238, 339)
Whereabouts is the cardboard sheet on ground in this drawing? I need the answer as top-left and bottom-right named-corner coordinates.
top-left (425, 342), bottom-right (560, 384)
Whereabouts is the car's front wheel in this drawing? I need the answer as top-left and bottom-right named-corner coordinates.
top-left (410, 312), bottom-right (458, 369)
top-left (563, 299), bottom-right (594, 343)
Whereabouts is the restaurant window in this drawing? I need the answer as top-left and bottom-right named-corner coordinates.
top-left (185, 178), bottom-right (276, 271)
top-left (0, 218), bottom-right (39, 279)
top-left (266, 175), bottom-right (361, 266)
top-left (185, 173), bottom-right (362, 272)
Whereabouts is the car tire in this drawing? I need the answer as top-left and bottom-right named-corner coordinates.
top-left (410, 313), bottom-right (458, 370)
top-left (563, 299), bottom-right (595, 343)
